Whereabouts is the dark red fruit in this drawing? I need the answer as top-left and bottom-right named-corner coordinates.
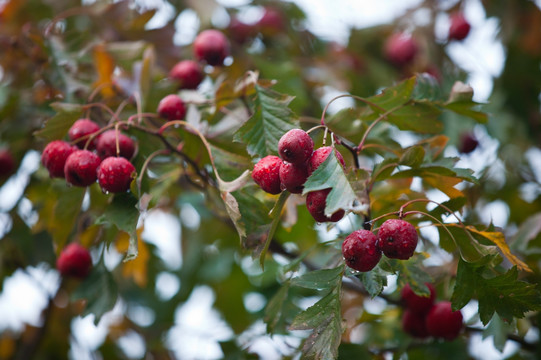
top-left (229, 17), bottom-right (256, 44)
top-left (41, 140), bottom-right (76, 178)
top-left (401, 283), bottom-right (436, 314)
top-left (157, 94), bottom-right (186, 121)
top-left (252, 155), bottom-right (282, 194)
top-left (402, 309), bottom-right (429, 338)
top-left (56, 243), bottom-right (92, 279)
top-left (279, 161), bottom-right (308, 194)
top-left (193, 29), bottom-right (230, 66)
top-left (96, 129), bottom-right (135, 160)
top-left (68, 118), bottom-right (100, 149)
top-left (306, 189), bottom-right (345, 223)
top-left (384, 33), bottom-right (418, 67)
top-left (377, 219), bottom-right (418, 260)
top-left (309, 146), bottom-right (345, 175)
top-left (169, 60), bottom-right (204, 90)
top-left (64, 150), bottom-right (101, 187)
top-left (458, 132), bottom-right (479, 154)
top-left (257, 7), bottom-right (285, 35)
top-left (342, 229), bottom-right (382, 272)
top-left (97, 157), bottom-right (136, 193)
top-left (449, 13), bottom-right (471, 41)
top-left (425, 301), bottom-right (463, 340)
top-left (278, 129), bottom-right (314, 165)
top-left (0, 149), bottom-right (16, 177)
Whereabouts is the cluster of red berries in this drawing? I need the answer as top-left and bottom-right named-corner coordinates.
top-left (41, 118), bottom-right (136, 193)
top-left (342, 219), bottom-right (419, 272)
top-left (401, 283), bottom-right (463, 341)
top-left (251, 128), bottom-right (346, 223)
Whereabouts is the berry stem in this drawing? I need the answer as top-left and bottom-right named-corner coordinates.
top-left (398, 198), bottom-right (465, 227)
top-left (136, 148), bottom-right (171, 196)
top-left (320, 94), bottom-right (386, 126)
top-left (357, 103), bottom-right (407, 153)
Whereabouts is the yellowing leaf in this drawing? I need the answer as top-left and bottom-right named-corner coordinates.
top-left (423, 174), bottom-right (464, 199)
top-left (93, 44), bottom-right (115, 98)
top-left (116, 228), bottom-right (149, 287)
top-left (467, 227), bottom-right (532, 272)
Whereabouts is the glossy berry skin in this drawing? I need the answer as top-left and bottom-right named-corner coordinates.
top-left (425, 301), bottom-right (463, 340)
top-left (458, 132), bottom-right (479, 154)
top-left (0, 149), bottom-right (16, 177)
top-left (278, 129), bottom-right (314, 165)
top-left (41, 140), bottom-right (76, 178)
top-left (384, 33), bottom-right (418, 67)
top-left (402, 309), bottom-right (429, 338)
top-left (97, 157), bottom-right (136, 193)
top-left (64, 150), bottom-right (101, 187)
top-left (193, 29), bottom-right (230, 66)
top-left (306, 189), bottom-right (345, 223)
top-left (449, 13), bottom-right (471, 41)
top-left (252, 155), bottom-right (282, 195)
top-left (342, 229), bottom-right (382, 272)
top-left (56, 243), bottom-right (92, 279)
top-left (68, 119), bottom-right (100, 149)
top-left (401, 283), bottom-right (436, 314)
top-left (96, 129), bottom-right (135, 160)
top-left (169, 60), bottom-right (204, 90)
top-left (309, 146), bottom-right (345, 175)
top-left (377, 219), bottom-right (418, 260)
top-left (279, 161), bottom-right (308, 194)
top-left (157, 94), bottom-right (186, 121)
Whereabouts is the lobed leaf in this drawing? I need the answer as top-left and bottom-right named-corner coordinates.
top-left (34, 103), bottom-right (84, 142)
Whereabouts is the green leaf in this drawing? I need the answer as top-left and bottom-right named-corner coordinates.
top-left (366, 76), bottom-right (416, 110)
top-left (385, 101), bottom-right (443, 134)
top-left (51, 185), bottom-right (86, 248)
top-left (264, 282), bottom-right (290, 334)
top-left (235, 84), bottom-right (298, 158)
top-left (34, 103), bottom-right (84, 141)
top-left (72, 260), bottom-right (118, 325)
top-left (291, 266), bottom-right (344, 290)
top-left (381, 255), bottom-right (433, 295)
top-left (259, 191), bottom-right (289, 268)
top-left (483, 313), bottom-right (510, 352)
top-left (302, 149), bottom-right (361, 216)
top-left (444, 101), bottom-right (488, 124)
top-left (357, 267), bottom-right (388, 298)
top-left (399, 146), bottom-right (425, 168)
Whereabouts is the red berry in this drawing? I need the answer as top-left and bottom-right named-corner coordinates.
top-left (449, 13), bottom-right (471, 41)
top-left (169, 60), bottom-right (204, 90)
top-left (228, 17), bottom-right (256, 44)
top-left (252, 155), bottom-right (282, 195)
top-left (64, 150), bottom-right (101, 187)
top-left (278, 129), bottom-right (314, 165)
top-left (56, 243), bottom-right (92, 278)
top-left (279, 161), bottom-right (308, 194)
top-left (458, 132), bottom-right (478, 154)
top-left (0, 149), bottom-right (16, 177)
top-left (306, 189), bottom-right (345, 223)
top-left (401, 283), bottom-right (436, 314)
top-left (342, 229), bottom-right (382, 272)
top-left (41, 140), bottom-right (76, 178)
top-left (68, 119), bottom-right (100, 149)
top-left (425, 301), bottom-right (463, 340)
top-left (384, 33), bottom-right (418, 67)
top-left (193, 29), bottom-right (230, 66)
top-left (157, 94), bottom-right (186, 121)
top-left (97, 157), bottom-right (136, 193)
top-left (96, 129), bottom-right (135, 160)
top-left (309, 146), bottom-right (345, 175)
top-left (377, 219), bottom-right (418, 260)
top-left (402, 309), bottom-right (430, 338)
top-left (257, 7), bottom-right (285, 35)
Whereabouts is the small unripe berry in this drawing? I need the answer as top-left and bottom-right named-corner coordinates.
top-left (309, 146), bottom-right (345, 175)
top-left (41, 140), bottom-right (77, 178)
top-left (342, 229), bottom-right (382, 272)
top-left (278, 129), bottom-right (314, 165)
top-left (64, 150), bottom-right (101, 187)
top-left (402, 309), bottom-right (429, 338)
top-left (458, 132), bottom-right (479, 154)
top-left (68, 119), bottom-right (100, 149)
top-left (97, 157), bottom-right (136, 193)
top-left (193, 29), bottom-right (230, 66)
top-left (401, 283), bottom-right (436, 314)
top-left (56, 243), bottom-right (92, 278)
top-left (169, 60), bottom-right (204, 90)
top-left (384, 33), bottom-right (418, 67)
top-left (448, 13), bottom-right (471, 41)
top-left (158, 94), bottom-right (186, 121)
top-left (252, 155), bottom-right (282, 194)
top-left (279, 161), bottom-right (308, 194)
top-left (377, 219), bottom-right (418, 260)
top-left (306, 189), bottom-right (345, 223)
top-left (0, 149), bottom-right (16, 177)
top-left (96, 129), bottom-right (135, 160)
top-left (425, 301), bottom-right (463, 340)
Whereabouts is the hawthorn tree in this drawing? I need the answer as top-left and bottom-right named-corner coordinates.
top-left (0, 0), bottom-right (540, 359)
